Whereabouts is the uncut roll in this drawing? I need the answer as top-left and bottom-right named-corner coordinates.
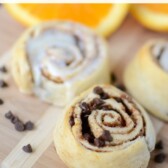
top-left (124, 40), bottom-right (168, 121)
top-left (54, 85), bottom-right (155, 168)
top-left (11, 21), bottom-right (110, 106)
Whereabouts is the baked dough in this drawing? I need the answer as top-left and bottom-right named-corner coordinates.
top-left (124, 40), bottom-right (168, 121)
top-left (11, 21), bottom-right (110, 106)
top-left (54, 85), bottom-right (155, 168)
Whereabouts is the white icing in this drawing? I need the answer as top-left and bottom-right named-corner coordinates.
top-left (159, 47), bottom-right (168, 72)
top-left (26, 23), bottom-right (104, 95)
top-left (152, 42), bottom-right (168, 72)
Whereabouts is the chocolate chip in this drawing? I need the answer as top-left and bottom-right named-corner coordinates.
top-left (25, 121), bottom-right (34, 130)
top-left (90, 98), bottom-right (104, 110)
top-left (155, 140), bottom-right (163, 150)
top-left (14, 121), bottom-right (25, 132)
top-left (93, 86), bottom-right (103, 95)
top-left (99, 130), bottom-right (112, 142)
top-left (94, 138), bottom-right (105, 147)
top-left (22, 144), bottom-right (33, 153)
top-left (11, 116), bottom-right (20, 124)
top-left (0, 80), bottom-right (8, 88)
top-left (116, 84), bottom-right (126, 92)
top-left (154, 153), bottom-right (166, 163)
top-left (0, 98), bottom-right (4, 105)
top-left (101, 105), bottom-right (112, 110)
top-left (100, 92), bottom-right (110, 99)
top-left (83, 133), bottom-right (91, 141)
top-left (5, 111), bottom-right (14, 119)
top-left (69, 116), bottom-right (75, 127)
top-left (80, 102), bottom-right (90, 113)
top-left (0, 66), bottom-right (7, 73)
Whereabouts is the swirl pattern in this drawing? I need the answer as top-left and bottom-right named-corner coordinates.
top-left (70, 86), bottom-right (146, 152)
top-left (27, 22), bottom-right (106, 84)
top-left (12, 21), bottom-right (110, 105)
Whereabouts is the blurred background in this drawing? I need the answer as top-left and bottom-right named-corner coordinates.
top-left (1, 3), bottom-right (168, 78)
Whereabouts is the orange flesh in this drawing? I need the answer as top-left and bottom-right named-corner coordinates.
top-left (19, 4), bottom-right (113, 27)
top-left (139, 4), bottom-right (168, 14)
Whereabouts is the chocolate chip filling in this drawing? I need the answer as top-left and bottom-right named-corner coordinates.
top-left (113, 97), bottom-right (132, 116)
top-left (94, 138), bottom-right (105, 147)
top-left (79, 102), bottom-right (91, 114)
top-left (70, 86), bottom-right (145, 149)
top-left (90, 98), bottom-right (104, 110)
top-left (99, 130), bottom-right (113, 142)
top-left (69, 115), bottom-right (75, 127)
top-left (93, 86), bottom-right (110, 99)
top-left (93, 86), bottom-right (104, 95)
top-left (81, 112), bottom-right (94, 144)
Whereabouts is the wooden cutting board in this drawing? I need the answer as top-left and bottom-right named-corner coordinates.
top-left (1, 7), bottom-right (168, 168)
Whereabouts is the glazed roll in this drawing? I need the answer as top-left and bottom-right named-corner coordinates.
top-left (54, 85), bottom-right (155, 168)
top-left (11, 21), bottom-right (110, 106)
top-left (124, 40), bottom-right (168, 121)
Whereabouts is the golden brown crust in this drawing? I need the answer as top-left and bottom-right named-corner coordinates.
top-left (54, 85), bottom-right (155, 168)
top-left (124, 39), bottom-right (168, 121)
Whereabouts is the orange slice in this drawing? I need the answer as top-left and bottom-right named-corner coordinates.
top-left (131, 4), bottom-right (168, 32)
top-left (4, 4), bottom-right (129, 36)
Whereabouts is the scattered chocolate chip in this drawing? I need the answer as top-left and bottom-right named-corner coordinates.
top-left (80, 102), bottom-right (90, 113)
top-left (14, 121), bottom-right (25, 132)
top-left (155, 140), bottom-right (163, 150)
top-left (0, 66), bottom-right (7, 73)
top-left (69, 116), bottom-right (75, 127)
top-left (5, 111), bottom-right (14, 119)
top-left (93, 86), bottom-right (104, 95)
top-left (11, 116), bottom-right (20, 124)
top-left (22, 144), bottom-right (33, 153)
top-left (99, 130), bottom-right (112, 142)
top-left (116, 84), bottom-right (126, 92)
top-left (100, 92), bottom-right (110, 99)
top-left (0, 98), bottom-right (4, 105)
top-left (154, 153), bottom-right (166, 163)
top-left (94, 138), bottom-right (105, 147)
top-left (0, 80), bottom-right (8, 88)
top-left (25, 121), bottom-right (34, 130)
top-left (111, 73), bottom-right (116, 83)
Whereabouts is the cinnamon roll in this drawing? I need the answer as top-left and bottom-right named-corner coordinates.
top-left (11, 21), bottom-right (110, 106)
top-left (124, 40), bottom-right (168, 121)
top-left (54, 85), bottom-right (155, 168)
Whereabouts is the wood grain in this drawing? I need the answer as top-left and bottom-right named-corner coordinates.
top-left (0, 6), bottom-right (168, 168)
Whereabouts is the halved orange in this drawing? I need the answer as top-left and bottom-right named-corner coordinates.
top-left (131, 4), bottom-right (168, 32)
top-left (4, 4), bottom-right (129, 36)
